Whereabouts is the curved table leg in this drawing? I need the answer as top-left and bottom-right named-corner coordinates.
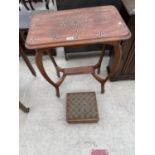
top-left (93, 45), bottom-right (106, 74)
top-left (92, 42), bottom-right (122, 94)
top-left (35, 50), bottom-right (61, 97)
top-left (104, 42), bottom-right (122, 82)
top-left (46, 50), bottom-right (62, 78)
top-left (35, 42), bottom-right (122, 97)
top-left (92, 73), bottom-right (105, 93)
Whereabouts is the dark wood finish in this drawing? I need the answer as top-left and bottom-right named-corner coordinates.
top-left (64, 44), bottom-right (103, 60)
top-left (19, 101), bottom-right (30, 113)
top-left (107, 0), bottom-right (135, 81)
top-left (26, 6), bottom-right (131, 97)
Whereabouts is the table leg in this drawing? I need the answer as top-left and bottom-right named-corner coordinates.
top-left (93, 45), bottom-right (105, 74)
top-left (104, 42), bottom-right (122, 81)
top-left (35, 50), bottom-right (66, 97)
top-left (35, 42), bottom-right (122, 97)
top-left (46, 50), bottom-right (62, 78)
top-left (92, 42), bottom-right (122, 93)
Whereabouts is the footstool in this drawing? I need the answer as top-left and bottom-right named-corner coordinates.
top-left (66, 92), bottom-right (99, 123)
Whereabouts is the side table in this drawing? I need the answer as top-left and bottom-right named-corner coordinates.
top-left (26, 6), bottom-right (131, 97)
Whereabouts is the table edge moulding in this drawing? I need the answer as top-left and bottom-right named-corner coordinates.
top-left (25, 5), bottom-right (131, 97)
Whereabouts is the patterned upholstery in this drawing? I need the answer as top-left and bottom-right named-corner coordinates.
top-left (66, 92), bottom-right (99, 123)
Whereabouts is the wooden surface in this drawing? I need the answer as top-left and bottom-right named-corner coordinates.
top-left (121, 0), bottom-right (135, 15)
top-left (56, 0), bottom-right (124, 58)
top-left (28, 6), bottom-right (130, 97)
top-left (107, 1), bottom-right (135, 81)
top-left (64, 66), bottom-right (94, 75)
top-left (110, 16), bottom-right (135, 81)
top-left (26, 6), bottom-right (131, 49)
top-left (35, 42), bottom-right (123, 97)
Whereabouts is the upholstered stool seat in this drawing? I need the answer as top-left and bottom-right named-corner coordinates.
top-left (66, 92), bottom-right (99, 123)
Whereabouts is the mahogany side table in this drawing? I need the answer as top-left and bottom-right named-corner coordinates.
top-left (26, 6), bottom-right (131, 97)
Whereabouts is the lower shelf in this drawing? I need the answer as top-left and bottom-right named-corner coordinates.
top-left (64, 66), bottom-right (94, 75)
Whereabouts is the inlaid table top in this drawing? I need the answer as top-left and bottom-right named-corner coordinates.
top-left (26, 6), bottom-right (131, 49)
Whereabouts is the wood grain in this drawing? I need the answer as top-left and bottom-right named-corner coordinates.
top-left (26, 6), bottom-right (131, 49)
top-left (25, 6), bottom-right (131, 97)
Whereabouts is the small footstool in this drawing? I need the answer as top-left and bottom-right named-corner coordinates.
top-left (66, 92), bottom-right (99, 123)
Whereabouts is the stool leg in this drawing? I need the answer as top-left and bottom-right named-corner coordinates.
top-left (104, 42), bottom-right (122, 82)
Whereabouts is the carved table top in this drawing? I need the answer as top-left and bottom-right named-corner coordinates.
top-left (26, 6), bottom-right (131, 49)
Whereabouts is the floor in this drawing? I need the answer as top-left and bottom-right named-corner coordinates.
top-left (19, 49), bottom-right (135, 155)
